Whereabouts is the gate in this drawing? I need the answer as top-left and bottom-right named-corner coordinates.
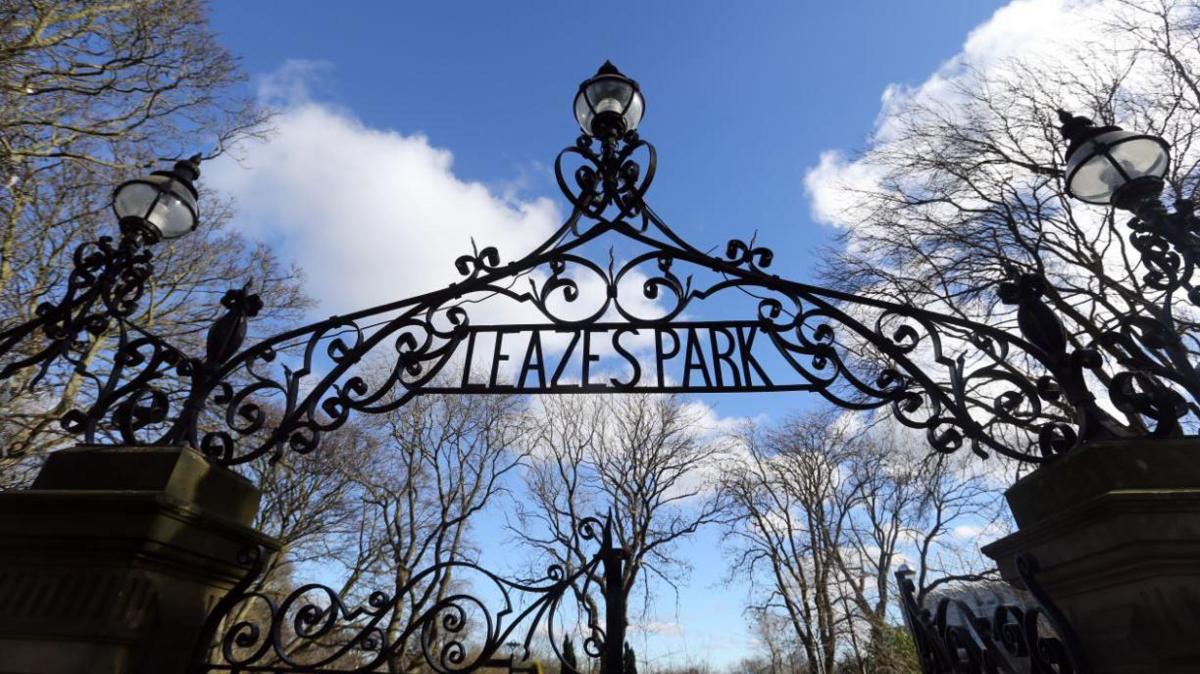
top-left (0, 63), bottom-right (1185, 673)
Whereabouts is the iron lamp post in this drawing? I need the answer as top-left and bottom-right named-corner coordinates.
top-left (0, 156), bottom-right (205, 383)
top-left (1055, 110), bottom-right (1200, 421)
top-left (1057, 110), bottom-right (1200, 298)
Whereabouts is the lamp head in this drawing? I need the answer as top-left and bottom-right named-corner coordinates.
top-left (574, 61), bottom-right (645, 140)
top-left (1058, 110), bottom-right (1169, 211)
top-left (112, 154), bottom-right (202, 243)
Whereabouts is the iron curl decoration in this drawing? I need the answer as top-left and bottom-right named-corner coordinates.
top-left (1125, 198), bottom-right (1200, 304)
top-left (0, 228), bottom-right (157, 383)
top-left (0, 224), bottom-right (200, 446)
top-left (1, 125), bottom-right (1198, 465)
top-left (895, 554), bottom-right (1090, 674)
top-left (190, 516), bottom-right (615, 674)
top-left (555, 131), bottom-right (657, 226)
top-left (1107, 196), bottom-right (1200, 425)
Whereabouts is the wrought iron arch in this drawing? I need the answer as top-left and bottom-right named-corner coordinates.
top-left (2, 124), bottom-right (1189, 469)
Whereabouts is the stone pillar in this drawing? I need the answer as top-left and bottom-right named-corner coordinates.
top-left (0, 446), bottom-right (276, 674)
top-left (982, 438), bottom-right (1200, 674)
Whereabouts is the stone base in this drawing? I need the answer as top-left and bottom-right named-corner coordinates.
top-left (0, 446), bottom-right (275, 674)
top-left (983, 438), bottom-right (1200, 674)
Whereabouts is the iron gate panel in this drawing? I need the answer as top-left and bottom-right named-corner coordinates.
top-left (190, 517), bottom-right (622, 674)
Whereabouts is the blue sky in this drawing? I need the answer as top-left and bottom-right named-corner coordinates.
top-left (207, 0), bottom-right (1014, 667)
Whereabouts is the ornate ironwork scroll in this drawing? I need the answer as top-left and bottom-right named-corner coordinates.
top-left (896, 554), bottom-right (1090, 674)
top-left (2, 121), bottom-right (1198, 465)
top-left (189, 516), bottom-right (622, 674)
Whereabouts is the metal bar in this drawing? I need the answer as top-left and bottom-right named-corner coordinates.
top-left (601, 519), bottom-right (626, 674)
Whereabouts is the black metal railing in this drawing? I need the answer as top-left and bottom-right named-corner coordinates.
top-left (189, 516), bottom-right (626, 674)
top-left (896, 554), bottom-right (1090, 674)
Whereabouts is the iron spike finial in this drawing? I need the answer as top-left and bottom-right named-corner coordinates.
top-left (1057, 109), bottom-right (1093, 137)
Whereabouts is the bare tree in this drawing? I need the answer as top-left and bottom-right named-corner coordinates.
top-left (0, 0), bottom-right (266, 173)
top-left (350, 390), bottom-right (528, 673)
top-left (902, 457), bottom-right (1006, 608)
top-left (512, 394), bottom-right (729, 649)
top-left (722, 411), bottom-right (855, 674)
top-left (814, 0), bottom-right (1200, 440)
top-left (722, 411), bottom-right (995, 674)
top-left (746, 608), bottom-right (800, 674)
top-left (244, 417), bottom-right (377, 595)
top-left (206, 385), bottom-right (528, 672)
top-left (831, 427), bottom-right (1002, 673)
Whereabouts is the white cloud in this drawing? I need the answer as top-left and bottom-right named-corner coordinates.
top-left (206, 60), bottom-right (560, 318)
top-left (254, 58), bottom-right (335, 109)
top-left (802, 149), bottom-right (884, 228)
top-left (631, 620), bottom-right (685, 638)
top-left (805, 0), bottom-right (1132, 226)
top-left (953, 524), bottom-right (984, 540)
top-left (957, 0), bottom-right (1099, 67)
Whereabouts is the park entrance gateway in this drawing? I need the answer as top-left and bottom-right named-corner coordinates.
top-left (6, 63), bottom-right (1198, 673)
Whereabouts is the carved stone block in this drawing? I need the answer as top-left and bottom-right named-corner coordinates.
top-left (0, 446), bottom-right (275, 674)
top-left (983, 438), bottom-right (1200, 674)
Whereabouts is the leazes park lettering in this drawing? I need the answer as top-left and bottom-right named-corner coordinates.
top-left (422, 320), bottom-right (820, 394)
